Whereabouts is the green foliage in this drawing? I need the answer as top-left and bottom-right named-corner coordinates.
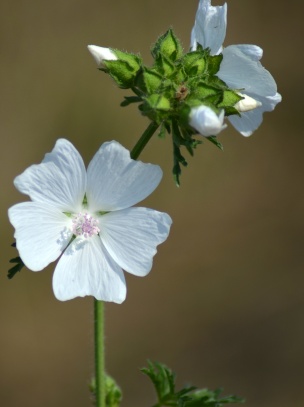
top-left (8, 242), bottom-right (24, 279)
top-left (142, 361), bottom-right (244, 407)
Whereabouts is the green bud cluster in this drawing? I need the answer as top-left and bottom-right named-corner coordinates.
top-left (101, 29), bottom-right (242, 185)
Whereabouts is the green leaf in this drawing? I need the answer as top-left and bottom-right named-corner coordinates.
top-left (142, 361), bottom-right (244, 407)
top-left (8, 243), bottom-right (25, 279)
top-left (120, 96), bottom-right (142, 107)
top-left (206, 136), bottom-right (224, 150)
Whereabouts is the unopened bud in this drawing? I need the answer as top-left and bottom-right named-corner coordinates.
top-left (234, 93), bottom-right (262, 112)
top-left (87, 45), bottom-right (117, 67)
top-left (189, 105), bottom-right (227, 137)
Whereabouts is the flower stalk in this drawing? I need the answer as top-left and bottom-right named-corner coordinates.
top-left (94, 299), bottom-right (105, 407)
top-left (130, 121), bottom-right (159, 160)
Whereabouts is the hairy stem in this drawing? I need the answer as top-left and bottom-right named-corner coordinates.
top-left (94, 299), bottom-right (105, 407)
top-left (130, 121), bottom-right (159, 160)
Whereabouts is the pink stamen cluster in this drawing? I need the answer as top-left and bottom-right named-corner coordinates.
top-left (72, 212), bottom-right (100, 238)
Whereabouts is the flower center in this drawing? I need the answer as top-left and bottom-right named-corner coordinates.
top-left (71, 212), bottom-right (100, 238)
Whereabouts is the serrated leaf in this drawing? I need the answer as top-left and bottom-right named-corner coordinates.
top-left (120, 96), bottom-right (142, 107)
top-left (142, 361), bottom-right (244, 407)
top-left (206, 136), bottom-right (224, 150)
top-left (8, 256), bottom-right (24, 279)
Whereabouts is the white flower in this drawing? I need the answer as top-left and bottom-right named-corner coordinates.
top-left (189, 105), bottom-right (227, 137)
top-left (87, 45), bottom-right (117, 67)
top-left (191, 0), bottom-right (282, 136)
top-left (8, 139), bottom-right (172, 303)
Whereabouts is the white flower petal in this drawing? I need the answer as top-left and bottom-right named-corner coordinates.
top-left (52, 235), bottom-right (126, 303)
top-left (14, 139), bottom-right (86, 212)
top-left (218, 45), bottom-right (277, 97)
top-left (86, 141), bottom-right (163, 212)
top-left (99, 207), bottom-right (172, 277)
top-left (87, 45), bottom-right (117, 67)
top-left (189, 105), bottom-right (227, 137)
top-left (228, 92), bottom-right (282, 136)
top-left (228, 110), bottom-right (263, 137)
top-left (191, 0), bottom-right (227, 55)
top-left (8, 202), bottom-right (72, 271)
top-left (232, 44), bottom-right (263, 61)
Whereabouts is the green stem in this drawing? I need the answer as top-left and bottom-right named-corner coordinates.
top-left (94, 299), bottom-right (105, 407)
top-left (130, 121), bottom-right (159, 160)
top-left (93, 122), bottom-right (158, 407)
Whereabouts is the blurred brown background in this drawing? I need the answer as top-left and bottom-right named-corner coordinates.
top-left (0, 0), bottom-right (302, 406)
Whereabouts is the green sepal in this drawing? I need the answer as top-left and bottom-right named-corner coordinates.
top-left (103, 60), bottom-right (135, 88)
top-left (188, 81), bottom-right (221, 102)
top-left (151, 28), bottom-right (183, 62)
top-left (103, 51), bottom-right (142, 89)
top-left (205, 75), bottom-right (228, 90)
top-left (224, 106), bottom-right (241, 116)
top-left (180, 51), bottom-right (206, 77)
top-left (218, 90), bottom-right (243, 108)
top-left (145, 94), bottom-right (171, 111)
top-left (206, 53), bottom-right (223, 75)
top-left (140, 68), bottom-right (164, 94)
top-left (154, 53), bottom-right (176, 77)
top-left (113, 50), bottom-right (142, 71)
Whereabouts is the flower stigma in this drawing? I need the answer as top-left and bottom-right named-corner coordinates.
top-left (72, 212), bottom-right (100, 238)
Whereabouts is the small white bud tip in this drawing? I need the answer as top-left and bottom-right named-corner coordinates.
top-left (87, 45), bottom-right (117, 67)
top-left (234, 93), bottom-right (262, 112)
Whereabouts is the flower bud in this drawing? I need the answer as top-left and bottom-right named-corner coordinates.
top-left (87, 45), bottom-right (117, 67)
top-left (234, 93), bottom-right (262, 112)
top-left (189, 105), bottom-right (227, 137)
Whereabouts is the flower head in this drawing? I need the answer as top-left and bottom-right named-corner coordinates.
top-left (191, 0), bottom-right (281, 136)
top-left (8, 140), bottom-right (172, 303)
